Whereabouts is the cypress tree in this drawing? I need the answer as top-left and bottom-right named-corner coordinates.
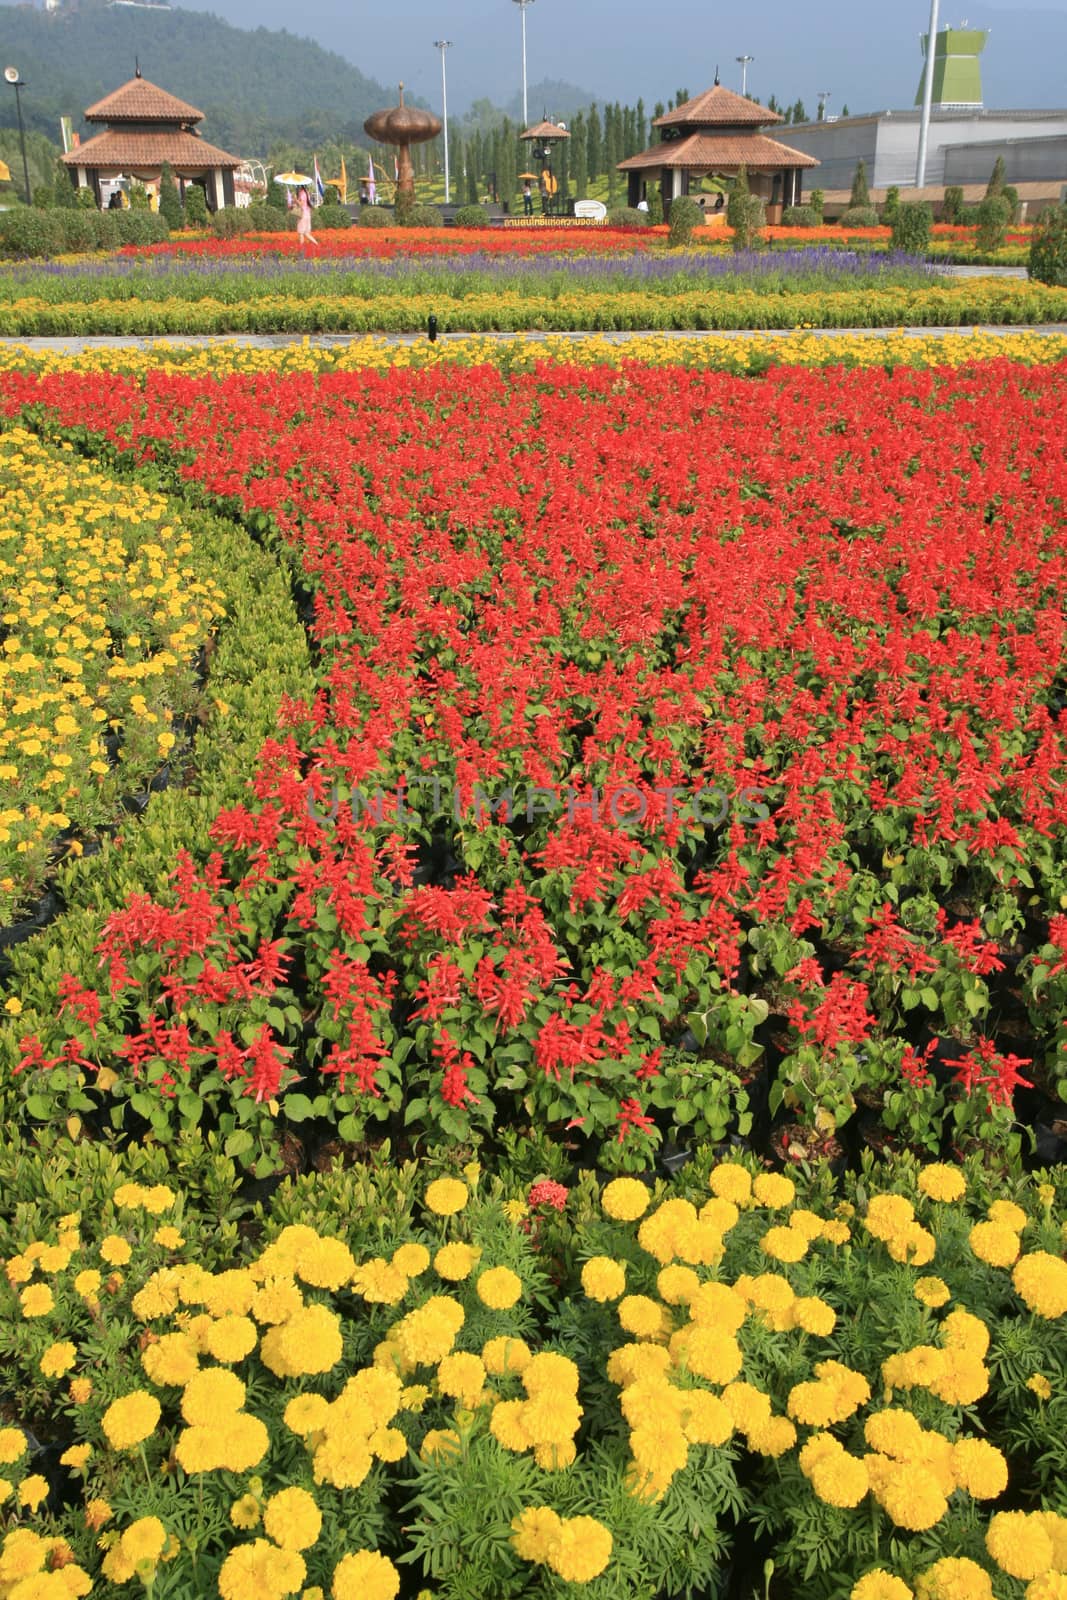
top-left (587, 104), bottom-right (602, 182)
top-left (158, 161), bottom-right (183, 228)
top-left (850, 159), bottom-right (870, 209)
top-left (570, 110), bottom-right (588, 198)
top-left (635, 98), bottom-right (646, 152)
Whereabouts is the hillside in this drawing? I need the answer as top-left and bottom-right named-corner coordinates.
top-left (0, 0), bottom-right (402, 155)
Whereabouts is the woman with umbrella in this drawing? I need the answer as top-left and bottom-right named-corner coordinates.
top-left (295, 183), bottom-right (318, 248)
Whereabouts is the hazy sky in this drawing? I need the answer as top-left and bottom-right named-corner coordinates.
top-left (166, 0), bottom-right (1067, 116)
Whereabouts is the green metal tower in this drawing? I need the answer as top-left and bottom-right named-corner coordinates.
top-left (914, 27), bottom-right (986, 108)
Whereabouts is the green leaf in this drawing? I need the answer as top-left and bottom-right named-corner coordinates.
top-left (225, 1129), bottom-right (254, 1159)
top-left (283, 1093), bottom-right (314, 1122)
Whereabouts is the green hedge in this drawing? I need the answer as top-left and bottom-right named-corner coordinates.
top-left (0, 208), bottom-right (169, 258)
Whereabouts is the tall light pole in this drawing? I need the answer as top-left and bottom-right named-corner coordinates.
top-left (915, 0), bottom-right (941, 187)
top-left (817, 89), bottom-right (832, 121)
top-left (736, 55), bottom-right (754, 97)
top-left (434, 40), bottom-right (453, 203)
top-left (3, 67), bottom-right (31, 207)
top-left (512, 0), bottom-right (535, 129)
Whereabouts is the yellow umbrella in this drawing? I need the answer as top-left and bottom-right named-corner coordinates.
top-left (0, 159), bottom-right (11, 183)
top-left (273, 171), bottom-right (312, 186)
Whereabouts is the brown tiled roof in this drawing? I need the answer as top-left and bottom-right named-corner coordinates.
top-left (84, 76), bottom-right (204, 124)
top-left (62, 127), bottom-right (241, 170)
top-left (654, 85), bottom-right (779, 129)
top-left (520, 119), bottom-right (571, 140)
top-left (619, 132), bottom-right (819, 172)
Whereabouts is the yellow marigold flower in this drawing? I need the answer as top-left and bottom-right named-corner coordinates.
top-left (476, 1266), bottom-right (522, 1310)
top-left (152, 1226), bottom-right (184, 1249)
top-left (369, 1425), bottom-right (407, 1463)
top-left (987, 1199), bottom-right (1027, 1233)
top-left (545, 1515), bottom-right (613, 1583)
top-left (39, 1341), bottom-right (76, 1379)
top-left (263, 1486), bottom-right (322, 1552)
top-left (331, 1551), bottom-right (400, 1600)
top-left (1024, 1576), bottom-right (1067, 1600)
top-left (986, 1512), bottom-right (1055, 1581)
top-left (914, 1276), bottom-right (951, 1308)
top-left (352, 1258), bottom-right (409, 1304)
top-left (260, 1303), bottom-right (344, 1378)
top-left (534, 1438), bottom-right (576, 1471)
top-left (877, 1464), bottom-right (949, 1530)
top-left (810, 1451), bottom-right (869, 1508)
top-left (392, 1296), bottom-right (464, 1367)
top-left (19, 1283), bottom-right (53, 1318)
top-left (101, 1391), bottom-right (160, 1450)
top-left (708, 1163), bottom-right (752, 1205)
top-left (503, 1199), bottom-right (529, 1224)
top-left (141, 1185), bottom-right (175, 1215)
top-left (822, 1218), bottom-right (852, 1245)
top-left (419, 1429), bottom-right (460, 1463)
top-left (99, 1235), bottom-right (131, 1266)
top-left (73, 1269), bottom-right (101, 1300)
top-left (792, 1296), bottom-right (836, 1336)
top-left (865, 1193), bottom-right (916, 1240)
top-left (914, 1557), bottom-right (994, 1600)
top-left (181, 1366), bottom-right (245, 1423)
top-left (424, 1178), bottom-right (468, 1217)
top-left (1012, 1252), bottom-right (1067, 1319)
top-left (689, 1281), bottom-right (746, 1332)
top-left (942, 1308), bottom-right (990, 1357)
top-left (433, 1242), bottom-right (479, 1282)
top-left (789, 1208), bottom-right (825, 1241)
top-left (1034, 1513), bottom-right (1067, 1574)
top-left (202, 1268), bottom-right (257, 1318)
top-left (657, 1264), bottom-right (700, 1305)
top-left (120, 1516), bottom-right (166, 1566)
top-left (511, 1506), bottom-right (563, 1563)
top-left (864, 1409), bottom-right (925, 1460)
top-left (752, 1172), bottom-right (795, 1209)
top-left (630, 1418), bottom-right (688, 1476)
top-left (84, 1498), bottom-right (112, 1530)
top-left (251, 1277), bottom-right (304, 1325)
top-left (112, 1183), bottom-right (146, 1209)
top-left (399, 1383), bottom-right (431, 1410)
top-left (482, 1335), bottom-right (531, 1376)
top-left (58, 1443), bottom-right (92, 1472)
top-left (721, 1381), bottom-right (772, 1432)
top-left (951, 1437), bottom-right (1008, 1499)
top-left (602, 1177), bottom-right (650, 1222)
top-left (37, 1244), bottom-right (73, 1274)
top-left (5, 1253), bottom-right (33, 1286)
top-left (391, 1242), bottom-right (430, 1276)
top-left (295, 1236), bottom-right (356, 1292)
top-left (102, 1544), bottom-right (136, 1585)
top-left (142, 1331), bottom-right (199, 1387)
top-left (490, 1398), bottom-right (531, 1452)
top-left (18, 1474), bottom-right (49, 1511)
top-left (581, 1256), bottom-right (627, 1302)
top-left (218, 1540), bottom-right (305, 1600)
top-left (674, 1325), bottom-right (743, 1385)
top-left (437, 1351), bottom-right (487, 1407)
top-left (887, 1222), bottom-right (936, 1267)
top-left (747, 1415), bottom-right (797, 1458)
top-left (204, 1314), bottom-right (258, 1364)
top-left (852, 1572), bottom-right (915, 1600)
top-left (523, 1351), bottom-right (580, 1397)
top-left (284, 1393), bottom-right (330, 1436)
top-left (679, 1389), bottom-right (733, 1446)
top-left (917, 1165), bottom-right (966, 1203)
top-left (618, 1295), bottom-right (664, 1340)
top-left (68, 1377), bottom-right (92, 1405)
top-left (760, 1225), bottom-right (807, 1263)
top-left (638, 1198), bottom-right (699, 1264)
top-left (969, 1221), bottom-right (1020, 1268)
top-left (230, 1493), bottom-right (261, 1530)
top-left (1027, 1374), bottom-right (1052, 1401)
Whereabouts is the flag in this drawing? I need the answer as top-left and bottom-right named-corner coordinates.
top-left (72, 131), bottom-right (81, 149)
top-left (313, 155), bottom-right (325, 205)
top-left (366, 157), bottom-right (376, 204)
top-left (59, 115), bottom-right (73, 154)
top-left (338, 155), bottom-right (347, 204)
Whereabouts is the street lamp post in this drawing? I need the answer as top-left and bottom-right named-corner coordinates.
top-left (3, 67), bottom-right (32, 207)
top-left (915, 0), bottom-right (941, 187)
top-left (512, 0), bottom-right (535, 129)
top-left (735, 55), bottom-right (754, 97)
top-left (434, 40), bottom-right (453, 204)
top-left (817, 89), bottom-right (832, 121)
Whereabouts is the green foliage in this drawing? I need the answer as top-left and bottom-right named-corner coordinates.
top-left (985, 155), bottom-right (1007, 198)
top-left (809, 187), bottom-right (825, 222)
top-left (211, 205), bottom-right (254, 239)
top-left (782, 204), bottom-right (817, 227)
top-left (883, 184), bottom-right (901, 221)
top-left (31, 186), bottom-right (54, 210)
top-left (52, 160), bottom-right (77, 210)
top-left (891, 201), bottom-right (933, 254)
top-left (314, 203), bottom-right (352, 231)
top-left (840, 205), bottom-right (879, 229)
top-left (605, 206), bottom-right (648, 229)
top-left (126, 180), bottom-right (152, 212)
top-left (184, 184), bottom-right (209, 228)
top-left (245, 202), bottom-right (287, 232)
top-left (976, 193), bottom-right (1012, 253)
top-left (942, 185), bottom-right (965, 223)
top-left (849, 160), bottom-right (870, 209)
top-left (728, 168), bottom-right (765, 251)
top-left (667, 193), bottom-right (702, 246)
top-left (75, 186), bottom-right (98, 211)
top-left (157, 162), bottom-right (183, 231)
top-left (360, 205), bottom-right (394, 228)
top-left (1028, 203), bottom-right (1067, 286)
top-left (646, 189), bottom-right (664, 226)
top-left (265, 178), bottom-right (288, 211)
top-left (454, 204), bottom-right (490, 229)
top-left (406, 204), bottom-right (445, 228)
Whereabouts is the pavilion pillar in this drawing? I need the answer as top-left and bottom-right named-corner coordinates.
top-left (671, 167), bottom-right (683, 200)
top-left (213, 169), bottom-right (226, 211)
top-left (628, 171), bottom-right (641, 207)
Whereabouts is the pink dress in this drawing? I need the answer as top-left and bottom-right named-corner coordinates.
top-left (296, 190), bottom-right (312, 238)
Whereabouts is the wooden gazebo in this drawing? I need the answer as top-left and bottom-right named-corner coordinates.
top-left (618, 83), bottom-right (818, 222)
top-left (61, 71), bottom-right (242, 212)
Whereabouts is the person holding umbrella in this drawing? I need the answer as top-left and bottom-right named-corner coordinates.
top-left (295, 183), bottom-right (318, 248)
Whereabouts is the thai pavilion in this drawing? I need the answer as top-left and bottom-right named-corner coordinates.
top-left (61, 71), bottom-right (242, 211)
top-left (618, 82), bottom-right (819, 222)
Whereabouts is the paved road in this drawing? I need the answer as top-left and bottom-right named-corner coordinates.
top-left (3, 325), bottom-right (1067, 353)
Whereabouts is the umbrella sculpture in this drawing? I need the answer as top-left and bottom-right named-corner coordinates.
top-left (364, 84), bottom-right (441, 207)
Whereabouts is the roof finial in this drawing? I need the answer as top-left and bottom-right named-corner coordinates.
top-left (714, 64), bottom-right (720, 86)
top-left (398, 82), bottom-right (404, 105)
top-left (135, 56), bottom-right (142, 78)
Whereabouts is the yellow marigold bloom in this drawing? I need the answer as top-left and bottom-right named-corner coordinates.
top-left (679, 1389), bottom-right (733, 1447)
top-left (986, 1512), bottom-right (1055, 1581)
top-left (391, 1242), bottom-right (430, 1276)
top-left (917, 1165), bottom-right (966, 1203)
top-left (1027, 1374), bottom-right (1052, 1401)
top-left (482, 1335), bottom-right (531, 1376)
top-left (822, 1218), bottom-right (852, 1245)
top-left (887, 1222), bottom-right (936, 1267)
top-left (19, 1283), bottom-right (53, 1318)
top-left (152, 1226), bottom-right (184, 1250)
top-left (113, 1183), bottom-right (146, 1209)
top-left (534, 1438), bottom-right (576, 1471)
top-left (68, 1377), bottom-right (92, 1405)
top-left (476, 1266), bottom-right (522, 1310)
top-left (99, 1235), bottom-right (131, 1266)
top-left (263, 1487), bottom-right (322, 1552)
top-left (914, 1276), bottom-right (951, 1308)
top-left (418, 1429), bottom-right (460, 1463)
top-left (202, 1268), bottom-right (257, 1318)
top-left (18, 1474), bottom-right (49, 1511)
top-left (851, 1572), bottom-right (915, 1600)
top-left (295, 1236), bottom-right (356, 1292)
top-left (204, 1314), bottom-right (258, 1365)
top-left (689, 1281), bottom-right (746, 1332)
top-left (251, 1277), bottom-right (304, 1325)
top-left (490, 1398), bottom-right (531, 1452)
top-left (969, 1222), bottom-right (1020, 1268)
top-left (503, 1200), bottom-right (529, 1224)
top-left (865, 1194), bottom-right (916, 1240)
top-left (433, 1242), bottom-right (479, 1282)
top-left (760, 1225), bottom-right (807, 1263)
top-left (545, 1516), bottom-right (613, 1583)
top-left (230, 1493), bottom-right (261, 1529)
top-left (352, 1258), bottom-right (409, 1304)
top-left (748, 1415), bottom-right (798, 1458)
top-left (638, 1198), bottom-right (698, 1264)
top-left (39, 1341), bottom-right (76, 1378)
top-left (865, 1409), bottom-right (925, 1459)
top-left (141, 1331), bottom-right (199, 1388)
top-left (399, 1384), bottom-right (431, 1411)
top-left (522, 1391), bottom-right (582, 1448)
top-left (581, 1256), bottom-right (627, 1302)
top-left (656, 1264), bottom-right (700, 1306)
top-left (59, 1443), bottom-right (91, 1471)
top-left (789, 1208), bottom-right (825, 1241)
top-left (951, 1437), bottom-right (1008, 1499)
top-left (120, 1516), bottom-right (167, 1566)
top-left (260, 1303), bottom-right (344, 1379)
top-left (618, 1294), bottom-right (664, 1339)
top-left (218, 1540), bottom-right (305, 1600)
top-left (5, 1254), bottom-right (33, 1286)
top-left (987, 1199), bottom-right (1027, 1233)
top-left (37, 1245), bottom-right (73, 1274)
top-left (102, 1544), bottom-right (136, 1585)
top-left (708, 1163), bottom-right (752, 1205)
top-left (437, 1351), bottom-right (487, 1407)
top-left (141, 1185), bottom-right (175, 1215)
top-left (523, 1351), bottom-right (580, 1396)
top-left (794, 1296), bottom-right (836, 1336)
top-left (84, 1498), bottom-right (112, 1530)
top-left (511, 1506), bottom-right (563, 1563)
top-left (810, 1451), bottom-right (869, 1508)
top-left (602, 1177), bottom-right (650, 1222)
top-left (1024, 1575), bottom-right (1067, 1600)
top-left (877, 1463), bottom-right (949, 1530)
top-left (1034, 1513), bottom-right (1067, 1574)
top-left (369, 1426), bottom-right (407, 1463)
top-left (606, 1342), bottom-right (671, 1387)
top-left (330, 1552), bottom-right (400, 1600)
top-left (1012, 1252), bottom-right (1067, 1319)
top-left (393, 1296), bottom-right (464, 1368)
top-left (424, 1178), bottom-right (468, 1217)
top-left (914, 1557), bottom-right (994, 1600)
top-left (752, 1172), bottom-right (795, 1209)
top-left (181, 1366), bottom-right (245, 1422)
top-left (101, 1391), bottom-right (160, 1450)
top-left (674, 1325), bottom-right (743, 1385)
top-left (0, 1429), bottom-right (28, 1467)
top-left (630, 1418), bottom-right (688, 1477)
top-left (284, 1393), bottom-right (330, 1436)
top-left (721, 1381), bottom-right (772, 1433)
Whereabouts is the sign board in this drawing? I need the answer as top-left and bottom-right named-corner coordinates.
top-left (573, 199), bottom-right (607, 221)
